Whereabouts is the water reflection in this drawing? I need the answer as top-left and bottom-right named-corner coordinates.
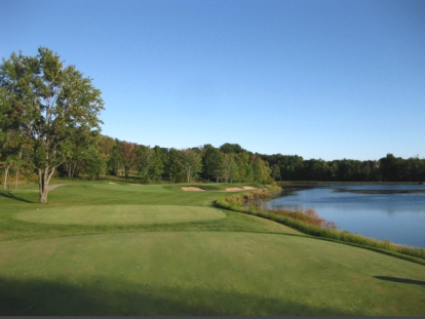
top-left (263, 184), bottom-right (425, 248)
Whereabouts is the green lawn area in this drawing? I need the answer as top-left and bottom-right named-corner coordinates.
top-left (0, 180), bottom-right (424, 315)
top-left (15, 205), bottom-right (226, 225)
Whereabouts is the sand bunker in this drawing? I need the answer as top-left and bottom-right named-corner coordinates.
top-left (181, 187), bottom-right (205, 191)
top-left (242, 186), bottom-right (256, 190)
top-left (225, 187), bottom-right (244, 192)
top-left (109, 182), bottom-right (118, 185)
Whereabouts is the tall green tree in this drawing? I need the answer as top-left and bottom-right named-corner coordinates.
top-left (202, 145), bottom-right (223, 182)
top-left (220, 153), bottom-right (239, 183)
top-left (151, 146), bottom-right (165, 180)
top-left (61, 127), bottom-right (99, 179)
top-left (96, 135), bottom-right (116, 179)
top-left (108, 139), bottom-right (125, 176)
top-left (251, 154), bottom-right (271, 183)
top-left (118, 141), bottom-right (137, 179)
top-left (180, 148), bottom-right (202, 182)
top-left (0, 48), bottom-right (104, 203)
top-left (271, 163), bottom-right (281, 181)
top-left (136, 145), bottom-right (155, 182)
top-left (219, 143), bottom-right (245, 154)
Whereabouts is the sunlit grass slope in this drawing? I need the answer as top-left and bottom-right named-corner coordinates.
top-left (15, 205), bottom-right (226, 225)
top-left (1, 232), bottom-right (424, 316)
top-left (0, 181), bottom-right (424, 315)
top-left (0, 181), bottom-right (300, 242)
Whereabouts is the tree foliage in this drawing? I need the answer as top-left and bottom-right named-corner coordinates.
top-left (180, 148), bottom-right (202, 182)
top-left (0, 47), bottom-right (104, 202)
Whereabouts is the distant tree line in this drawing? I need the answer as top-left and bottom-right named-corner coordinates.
top-left (54, 139), bottom-right (274, 184)
top-left (53, 136), bottom-right (425, 184)
top-left (260, 153), bottom-right (425, 182)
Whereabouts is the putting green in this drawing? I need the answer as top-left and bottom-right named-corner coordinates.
top-left (15, 205), bottom-right (226, 225)
top-left (0, 232), bottom-right (424, 315)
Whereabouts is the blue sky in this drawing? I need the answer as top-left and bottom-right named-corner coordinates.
top-left (1, 0), bottom-right (424, 161)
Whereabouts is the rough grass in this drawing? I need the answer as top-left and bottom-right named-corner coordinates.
top-left (0, 180), bottom-right (424, 315)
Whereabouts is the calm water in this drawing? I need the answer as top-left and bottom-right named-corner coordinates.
top-left (262, 184), bottom-right (425, 248)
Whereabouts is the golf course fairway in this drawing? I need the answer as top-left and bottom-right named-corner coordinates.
top-left (0, 181), bottom-right (424, 315)
top-left (15, 205), bottom-right (226, 225)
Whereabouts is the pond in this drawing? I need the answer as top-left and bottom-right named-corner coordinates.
top-left (262, 184), bottom-right (425, 248)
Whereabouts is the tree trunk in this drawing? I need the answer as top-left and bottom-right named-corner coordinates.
top-left (14, 149), bottom-right (23, 190)
top-left (3, 166), bottom-right (10, 190)
top-left (38, 166), bottom-right (55, 204)
top-left (14, 167), bottom-right (19, 190)
top-left (186, 166), bottom-right (191, 182)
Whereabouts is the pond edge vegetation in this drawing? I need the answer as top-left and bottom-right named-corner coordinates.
top-left (214, 187), bottom-right (425, 266)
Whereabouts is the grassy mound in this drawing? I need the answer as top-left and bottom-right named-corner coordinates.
top-left (15, 205), bottom-right (226, 225)
top-left (1, 231), bottom-right (424, 316)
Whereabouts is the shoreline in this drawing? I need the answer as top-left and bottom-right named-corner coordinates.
top-left (333, 188), bottom-right (425, 195)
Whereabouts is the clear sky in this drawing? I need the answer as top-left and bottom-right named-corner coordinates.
top-left (1, 0), bottom-right (424, 161)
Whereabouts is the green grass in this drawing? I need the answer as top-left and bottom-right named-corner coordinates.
top-left (0, 180), bottom-right (424, 315)
top-left (15, 205), bottom-right (226, 225)
top-left (215, 194), bottom-right (425, 263)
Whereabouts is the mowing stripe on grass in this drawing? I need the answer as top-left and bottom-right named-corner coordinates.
top-left (15, 205), bottom-right (226, 225)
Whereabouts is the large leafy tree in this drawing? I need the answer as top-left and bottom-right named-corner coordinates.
top-left (0, 48), bottom-right (104, 203)
top-left (61, 127), bottom-right (100, 179)
top-left (118, 141), bottom-right (137, 179)
top-left (180, 148), bottom-right (202, 182)
top-left (108, 140), bottom-right (125, 176)
top-left (165, 148), bottom-right (183, 182)
top-left (151, 146), bottom-right (165, 181)
top-left (202, 145), bottom-right (223, 182)
top-left (220, 153), bottom-right (237, 183)
top-left (136, 145), bottom-right (155, 182)
top-left (96, 134), bottom-right (116, 179)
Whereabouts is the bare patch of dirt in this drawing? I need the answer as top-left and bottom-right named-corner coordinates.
top-left (181, 187), bottom-right (205, 191)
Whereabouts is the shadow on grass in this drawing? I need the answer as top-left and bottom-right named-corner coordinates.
top-left (0, 276), bottom-right (351, 316)
top-left (374, 276), bottom-right (425, 287)
top-left (0, 191), bottom-right (34, 203)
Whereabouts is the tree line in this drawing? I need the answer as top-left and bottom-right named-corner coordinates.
top-left (56, 138), bottom-right (274, 185)
top-left (54, 138), bottom-right (425, 184)
top-left (1, 48), bottom-right (424, 203)
top-left (260, 153), bottom-right (425, 182)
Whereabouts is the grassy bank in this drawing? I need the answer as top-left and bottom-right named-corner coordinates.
top-left (215, 191), bottom-right (425, 264)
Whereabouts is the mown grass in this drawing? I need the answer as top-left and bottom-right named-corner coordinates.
top-left (1, 231), bottom-right (425, 315)
top-left (15, 205), bottom-right (226, 225)
top-left (0, 180), bottom-right (424, 315)
top-left (0, 181), bottom-right (299, 243)
top-left (215, 192), bottom-right (425, 264)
